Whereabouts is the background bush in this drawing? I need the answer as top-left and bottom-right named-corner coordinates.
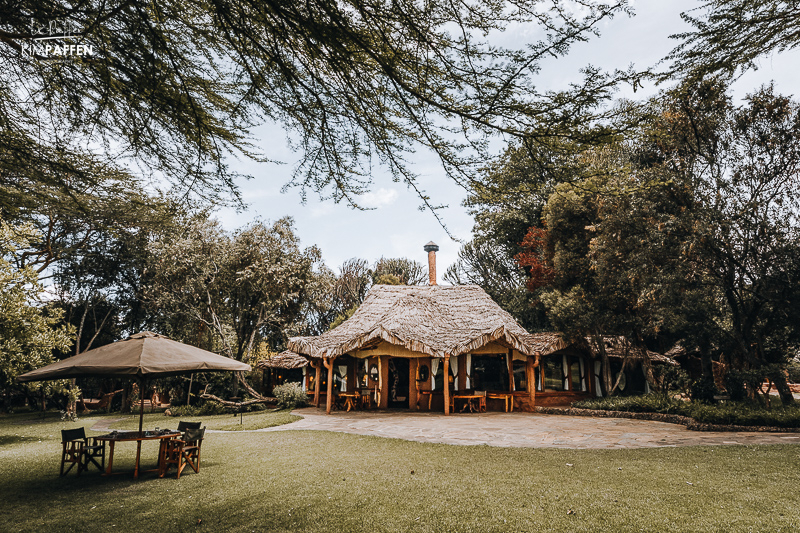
top-left (573, 394), bottom-right (800, 428)
top-left (272, 382), bottom-right (307, 409)
top-left (167, 401), bottom-right (229, 417)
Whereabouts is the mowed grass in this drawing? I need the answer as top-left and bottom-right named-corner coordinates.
top-left (107, 409), bottom-right (302, 432)
top-left (1, 412), bottom-right (799, 532)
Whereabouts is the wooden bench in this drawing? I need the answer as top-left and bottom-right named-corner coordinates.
top-left (79, 390), bottom-right (122, 413)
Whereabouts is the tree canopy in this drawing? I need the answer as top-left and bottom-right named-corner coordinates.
top-left (1, 0), bottom-right (638, 211)
top-left (669, 0), bottom-right (800, 79)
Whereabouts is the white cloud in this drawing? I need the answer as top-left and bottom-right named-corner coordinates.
top-left (358, 188), bottom-right (398, 208)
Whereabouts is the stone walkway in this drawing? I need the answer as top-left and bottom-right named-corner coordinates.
top-left (261, 408), bottom-right (800, 449)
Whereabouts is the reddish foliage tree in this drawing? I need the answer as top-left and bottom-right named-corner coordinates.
top-left (514, 226), bottom-right (554, 291)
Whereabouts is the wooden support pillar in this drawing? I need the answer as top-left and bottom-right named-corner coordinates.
top-left (526, 353), bottom-right (541, 408)
top-left (526, 356), bottom-right (534, 405)
top-left (507, 349), bottom-right (515, 392)
top-left (409, 358), bottom-right (419, 411)
top-left (443, 355), bottom-right (450, 415)
top-left (323, 357), bottom-right (336, 414)
top-left (378, 356), bottom-right (389, 409)
top-left (313, 360), bottom-right (322, 407)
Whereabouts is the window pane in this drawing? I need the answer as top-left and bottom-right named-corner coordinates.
top-left (434, 369), bottom-right (444, 391)
top-left (471, 355), bottom-right (509, 391)
top-left (543, 357), bottom-right (564, 391)
top-left (513, 361), bottom-right (527, 391)
top-left (571, 360), bottom-right (583, 391)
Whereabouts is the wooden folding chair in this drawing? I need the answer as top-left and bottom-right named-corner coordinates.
top-left (60, 428), bottom-right (105, 476)
top-left (177, 420), bottom-right (201, 432)
top-left (161, 427), bottom-right (205, 479)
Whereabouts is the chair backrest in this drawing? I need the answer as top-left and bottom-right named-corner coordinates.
top-left (183, 427), bottom-right (205, 445)
top-left (61, 427), bottom-right (86, 443)
top-left (177, 421), bottom-right (201, 432)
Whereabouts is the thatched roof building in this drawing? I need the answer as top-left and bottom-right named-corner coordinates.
top-left (288, 243), bottom-right (679, 415)
top-left (288, 284), bottom-right (553, 359)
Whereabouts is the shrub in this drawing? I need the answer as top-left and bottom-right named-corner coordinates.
top-left (689, 378), bottom-right (718, 403)
top-left (573, 393), bottom-right (800, 427)
top-left (272, 382), bottom-right (307, 409)
top-left (574, 394), bottom-right (684, 415)
top-left (724, 370), bottom-right (748, 401)
top-left (652, 366), bottom-right (689, 396)
top-left (167, 401), bottom-right (228, 417)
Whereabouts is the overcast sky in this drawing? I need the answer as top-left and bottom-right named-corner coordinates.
top-left (215, 0), bottom-right (800, 278)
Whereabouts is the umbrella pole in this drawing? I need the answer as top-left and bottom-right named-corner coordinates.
top-left (135, 378), bottom-right (145, 479)
top-left (138, 378), bottom-right (145, 435)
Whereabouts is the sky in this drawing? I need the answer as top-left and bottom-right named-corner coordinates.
top-left (215, 0), bottom-right (800, 278)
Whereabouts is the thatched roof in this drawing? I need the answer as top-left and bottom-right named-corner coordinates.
top-left (588, 336), bottom-right (679, 366)
top-left (256, 351), bottom-right (308, 370)
top-left (288, 285), bottom-right (557, 359)
top-left (518, 333), bottom-right (573, 355)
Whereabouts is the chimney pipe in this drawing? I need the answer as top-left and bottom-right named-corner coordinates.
top-left (423, 241), bottom-right (439, 285)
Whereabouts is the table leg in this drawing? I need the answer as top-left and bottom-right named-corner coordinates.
top-left (508, 396), bottom-right (513, 412)
top-left (134, 440), bottom-right (142, 479)
top-left (158, 439), bottom-right (167, 477)
top-left (105, 441), bottom-right (115, 475)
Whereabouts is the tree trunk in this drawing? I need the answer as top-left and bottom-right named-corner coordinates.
top-left (772, 371), bottom-right (795, 406)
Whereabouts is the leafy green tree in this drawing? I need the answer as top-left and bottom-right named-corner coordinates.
top-left (518, 80), bottom-right (800, 404)
top-left (634, 80), bottom-right (800, 403)
top-left (1, 1), bottom-right (638, 208)
top-left (145, 216), bottom-right (321, 362)
top-left (372, 257), bottom-right (426, 286)
top-left (669, 1), bottom-right (800, 79)
top-left (446, 137), bottom-right (603, 331)
top-left (0, 219), bottom-right (73, 407)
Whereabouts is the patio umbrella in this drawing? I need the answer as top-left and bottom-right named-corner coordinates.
top-left (17, 331), bottom-right (251, 433)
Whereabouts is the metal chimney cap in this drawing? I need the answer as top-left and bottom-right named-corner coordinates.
top-left (423, 241), bottom-right (439, 252)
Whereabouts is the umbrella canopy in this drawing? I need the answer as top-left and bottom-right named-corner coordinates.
top-left (18, 331), bottom-right (251, 435)
top-left (17, 331), bottom-right (251, 382)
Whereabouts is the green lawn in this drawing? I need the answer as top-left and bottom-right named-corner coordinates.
top-left (106, 409), bottom-right (302, 432)
top-left (1, 411), bottom-right (799, 532)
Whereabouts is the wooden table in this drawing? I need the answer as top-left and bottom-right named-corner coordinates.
top-left (486, 392), bottom-right (514, 412)
top-left (450, 394), bottom-right (486, 413)
top-left (337, 392), bottom-right (361, 412)
top-left (95, 430), bottom-right (181, 479)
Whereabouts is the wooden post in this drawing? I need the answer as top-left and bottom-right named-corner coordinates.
top-left (443, 355), bottom-right (450, 415)
top-left (323, 357), bottom-right (336, 414)
top-left (527, 353), bottom-right (541, 408)
top-left (379, 356), bottom-right (389, 409)
top-left (409, 358), bottom-right (419, 411)
top-left (526, 356), bottom-right (534, 406)
top-left (313, 360), bottom-right (322, 407)
top-left (458, 355), bottom-right (467, 391)
top-left (507, 349), bottom-right (515, 392)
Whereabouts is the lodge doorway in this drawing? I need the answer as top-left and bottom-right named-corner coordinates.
top-left (388, 358), bottom-right (409, 408)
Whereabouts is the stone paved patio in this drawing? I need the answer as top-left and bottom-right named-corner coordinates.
top-left (260, 407), bottom-right (800, 449)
